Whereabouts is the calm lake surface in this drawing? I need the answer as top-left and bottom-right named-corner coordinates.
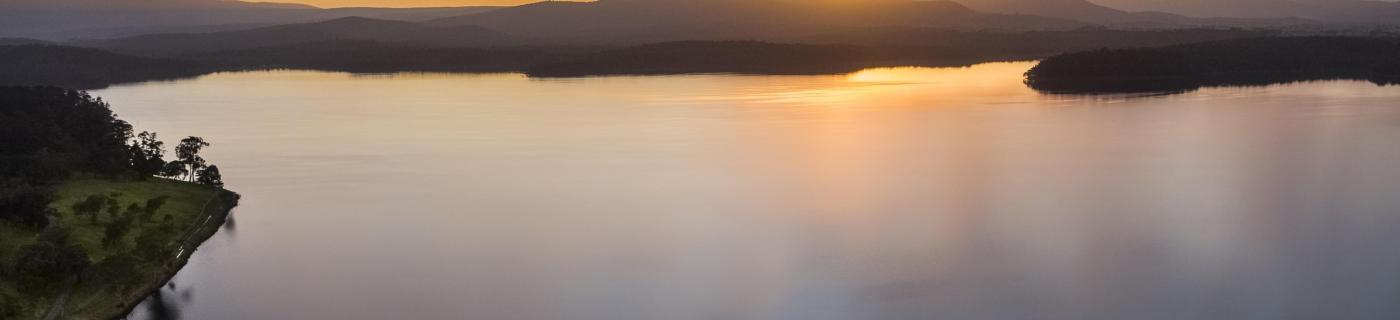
top-left (96, 62), bottom-right (1400, 320)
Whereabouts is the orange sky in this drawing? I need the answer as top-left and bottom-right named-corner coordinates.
top-left (279, 0), bottom-right (549, 8)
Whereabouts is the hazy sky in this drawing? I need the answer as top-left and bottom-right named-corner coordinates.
top-left (281, 0), bottom-right (542, 7)
top-left (273, 0), bottom-right (1399, 9)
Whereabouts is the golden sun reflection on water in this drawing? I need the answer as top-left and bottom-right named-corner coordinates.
top-left (645, 62), bottom-right (1042, 107)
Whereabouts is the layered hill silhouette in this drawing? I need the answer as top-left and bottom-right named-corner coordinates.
top-left (953, 0), bottom-right (1316, 28)
top-left (1089, 0), bottom-right (1400, 23)
top-left (83, 17), bottom-right (511, 56)
top-left (0, 0), bottom-right (499, 40)
top-left (2, 0), bottom-right (1363, 91)
top-left (9, 0), bottom-right (1398, 42)
top-left (957, 0), bottom-right (1149, 23)
top-left (76, 0), bottom-right (1284, 58)
top-left (424, 0), bottom-right (1318, 44)
top-left (425, 0), bottom-right (1088, 44)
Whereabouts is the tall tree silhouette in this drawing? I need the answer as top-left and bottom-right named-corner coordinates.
top-left (174, 136), bottom-right (210, 182)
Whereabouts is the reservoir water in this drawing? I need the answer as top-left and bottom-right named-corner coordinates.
top-left (96, 62), bottom-right (1400, 320)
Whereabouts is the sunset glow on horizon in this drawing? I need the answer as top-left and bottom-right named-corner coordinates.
top-left (275, 0), bottom-right (555, 8)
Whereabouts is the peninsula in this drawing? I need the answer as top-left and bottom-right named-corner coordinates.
top-left (0, 87), bottom-right (238, 319)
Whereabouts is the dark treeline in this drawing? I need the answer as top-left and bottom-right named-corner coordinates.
top-left (0, 28), bottom-right (1271, 89)
top-left (1, 88), bottom-right (135, 227)
top-left (1025, 36), bottom-right (1400, 94)
top-left (526, 41), bottom-right (988, 77)
top-left (0, 87), bottom-right (220, 229)
top-left (804, 27), bottom-right (1267, 55)
top-left (0, 45), bottom-right (215, 90)
top-left (195, 40), bottom-right (567, 73)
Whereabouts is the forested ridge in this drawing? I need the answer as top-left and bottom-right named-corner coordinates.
top-left (1026, 37), bottom-right (1400, 93)
top-left (0, 45), bottom-right (213, 90)
top-left (0, 28), bottom-right (1268, 89)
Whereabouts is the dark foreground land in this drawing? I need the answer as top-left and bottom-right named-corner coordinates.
top-left (0, 87), bottom-right (238, 319)
top-left (1025, 37), bottom-right (1400, 94)
top-left (1, 180), bottom-right (238, 319)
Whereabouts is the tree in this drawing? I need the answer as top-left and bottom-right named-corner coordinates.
top-left (14, 227), bottom-right (91, 293)
top-left (128, 131), bottom-right (167, 178)
top-left (159, 161), bottom-right (188, 180)
top-left (143, 196), bottom-right (169, 223)
top-left (71, 194), bottom-right (108, 225)
top-left (175, 136), bottom-right (210, 182)
top-left (103, 216), bottom-right (134, 248)
top-left (0, 179), bottom-right (55, 228)
top-left (0, 87), bottom-right (150, 232)
top-left (105, 197), bottom-right (120, 220)
top-left (197, 165), bottom-right (224, 188)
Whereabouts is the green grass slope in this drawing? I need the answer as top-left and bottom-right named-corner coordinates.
top-left (0, 178), bottom-right (238, 319)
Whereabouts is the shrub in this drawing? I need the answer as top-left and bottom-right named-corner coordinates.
top-left (103, 216), bottom-right (134, 248)
top-left (13, 228), bottom-right (91, 293)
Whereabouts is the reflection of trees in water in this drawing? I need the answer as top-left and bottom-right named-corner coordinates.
top-left (1028, 75), bottom-right (1400, 95)
top-left (135, 212), bottom-right (233, 319)
top-left (222, 213), bottom-right (236, 239)
top-left (141, 280), bottom-right (193, 320)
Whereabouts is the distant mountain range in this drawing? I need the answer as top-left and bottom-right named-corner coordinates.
top-left (10, 0), bottom-right (1398, 41)
top-left (8, 0), bottom-right (1400, 42)
top-left (0, 0), bottom-right (499, 40)
top-left (81, 17), bottom-right (512, 56)
top-left (1, 0), bottom-right (1393, 91)
top-left (954, 0), bottom-right (1334, 27)
top-left (423, 0), bottom-right (1089, 44)
top-left (1088, 0), bottom-right (1400, 23)
top-left (958, 0), bottom-right (1148, 23)
top-left (73, 0), bottom-right (1300, 56)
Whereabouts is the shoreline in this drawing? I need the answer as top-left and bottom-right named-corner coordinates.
top-left (93, 189), bottom-right (240, 320)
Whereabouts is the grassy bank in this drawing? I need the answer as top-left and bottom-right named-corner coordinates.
top-left (0, 178), bottom-right (238, 319)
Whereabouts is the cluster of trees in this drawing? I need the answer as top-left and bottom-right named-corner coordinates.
top-left (5, 221), bottom-right (184, 297)
top-left (1025, 36), bottom-right (1400, 93)
top-left (1, 86), bottom-right (226, 303)
top-left (3, 87), bottom-right (132, 228)
top-left (66, 194), bottom-right (171, 248)
top-left (10, 228), bottom-right (91, 294)
top-left (0, 87), bottom-right (223, 228)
